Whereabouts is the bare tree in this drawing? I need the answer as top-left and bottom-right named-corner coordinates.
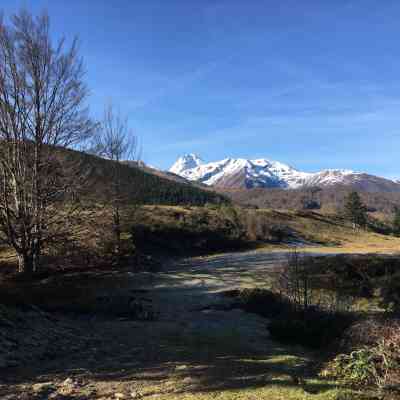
top-left (92, 103), bottom-right (138, 262)
top-left (0, 10), bottom-right (95, 275)
top-left (276, 248), bottom-right (314, 312)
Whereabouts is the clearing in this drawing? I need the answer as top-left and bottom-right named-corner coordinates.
top-left (0, 250), bottom-right (363, 400)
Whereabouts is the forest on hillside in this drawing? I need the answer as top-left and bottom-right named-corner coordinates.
top-left (65, 149), bottom-right (229, 207)
top-left (224, 186), bottom-right (400, 215)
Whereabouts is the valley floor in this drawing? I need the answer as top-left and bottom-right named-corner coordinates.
top-left (0, 251), bottom-right (366, 400)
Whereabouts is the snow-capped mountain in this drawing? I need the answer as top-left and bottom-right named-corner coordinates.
top-left (169, 154), bottom-right (400, 192)
top-left (169, 153), bottom-right (203, 175)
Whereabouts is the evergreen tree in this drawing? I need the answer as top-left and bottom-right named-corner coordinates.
top-left (343, 191), bottom-right (367, 229)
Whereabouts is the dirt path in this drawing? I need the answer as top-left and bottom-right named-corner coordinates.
top-left (0, 250), bottom-right (344, 399)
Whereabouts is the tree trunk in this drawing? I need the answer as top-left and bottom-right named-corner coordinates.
top-left (303, 276), bottom-right (308, 311)
top-left (17, 253), bottom-right (34, 276)
top-left (113, 205), bottom-right (122, 264)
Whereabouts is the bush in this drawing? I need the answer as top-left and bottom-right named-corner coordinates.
top-left (234, 288), bottom-right (292, 318)
top-left (322, 320), bottom-right (400, 389)
top-left (131, 220), bottom-right (246, 256)
top-left (340, 318), bottom-right (396, 350)
top-left (378, 278), bottom-right (400, 313)
top-left (269, 309), bottom-right (354, 349)
top-left (298, 255), bottom-right (400, 311)
top-left (269, 224), bottom-right (292, 242)
top-left (321, 348), bottom-right (377, 386)
top-left (227, 287), bottom-right (354, 349)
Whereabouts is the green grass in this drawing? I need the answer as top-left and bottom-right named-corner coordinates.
top-left (137, 326), bottom-right (358, 400)
top-left (136, 378), bottom-right (354, 400)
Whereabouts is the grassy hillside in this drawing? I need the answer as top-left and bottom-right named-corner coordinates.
top-left (2, 204), bottom-right (399, 275)
top-left (60, 148), bottom-right (228, 206)
top-left (224, 186), bottom-right (400, 215)
top-left (245, 208), bottom-right (400, 253)
top-left (125, 205), bottom-right (400, 255)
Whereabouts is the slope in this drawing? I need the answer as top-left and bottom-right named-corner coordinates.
top-left (59, 148), bottom-right (228, 206)
top-left (170, 154), bottom-right (400, 192)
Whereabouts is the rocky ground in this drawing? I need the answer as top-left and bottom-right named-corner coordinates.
top-left (0, 304), bottom-right (94, 370)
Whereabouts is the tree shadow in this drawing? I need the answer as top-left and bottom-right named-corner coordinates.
top-left (0, 266), bottom-right (349, 398)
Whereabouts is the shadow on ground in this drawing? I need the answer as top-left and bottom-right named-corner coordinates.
top-left (0, 253), bottom-right (349, 399)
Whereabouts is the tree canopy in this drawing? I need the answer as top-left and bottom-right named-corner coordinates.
top-left (343, 191), bottom-right (367, 228)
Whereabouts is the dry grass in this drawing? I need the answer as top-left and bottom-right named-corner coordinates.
top-left (136, 206), bottom-right (400, 255)
top-left (1, 205), bottom-right (400, 277)
top-left (1, 206), bottom-right (385, 400)
top-left (253, 208), bottom-right (400, 254)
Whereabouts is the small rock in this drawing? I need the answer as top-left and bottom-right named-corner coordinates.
top-left (58, 377), bottom-right (78, 395)
top-left (61, 377), bottom-right (74, 386)
top-left (32, 382), bottom-right (56, 395)
top-left (175, 365), bottom-right (188, 371)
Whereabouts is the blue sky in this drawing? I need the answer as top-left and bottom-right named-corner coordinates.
top-left (2, 1), bottom-right (400, 177)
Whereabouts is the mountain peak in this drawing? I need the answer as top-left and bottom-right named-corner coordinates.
top-left (169, 153), bottom-right (203, 176)
top-left (168, 154), bottom-right (400, 192)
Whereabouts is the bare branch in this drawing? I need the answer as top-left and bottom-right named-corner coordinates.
top-left (91, 102), bottom-right (139, 264)
top-left (0, 9), bottom-right (95, 274)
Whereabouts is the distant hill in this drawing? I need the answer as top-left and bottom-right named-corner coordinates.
top-left (59, 149), bottom-right (228, 206)
top-left (169, 154), bottom-right (400, 192)
top-left (124, 160), bottom-right (211, 188)
top-left (223, 186), bottom-right (400, 215)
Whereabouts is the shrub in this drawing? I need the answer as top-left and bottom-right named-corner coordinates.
top-left (321, 348), bottom-right (377, 386)
top-left (322, 320), bottom-right (400, 389)
top-left (131, 221), bottom-right (246, 256)
top-left (378, 278), bottom-right (400, 313)
top-left (269, 224), bottom-right (292, 242)
top-left (234, 288), bottom-right (292, 318)
top-left (227, 287), bottom-right (354, 349)
top-left (268, 309), bottom-right (354, 349)
top-left (274, 250), bottom-right (317, 311)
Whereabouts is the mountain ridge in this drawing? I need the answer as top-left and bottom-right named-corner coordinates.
top-left (169, 154), bottom-right (400, 192)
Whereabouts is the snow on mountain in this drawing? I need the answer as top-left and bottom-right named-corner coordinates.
top-left (304, 169), bottom-right (357, 187)
top-left (168, 154), bottom-right (400, 191)
top-left (169, 153), bottom-right (203, 176)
